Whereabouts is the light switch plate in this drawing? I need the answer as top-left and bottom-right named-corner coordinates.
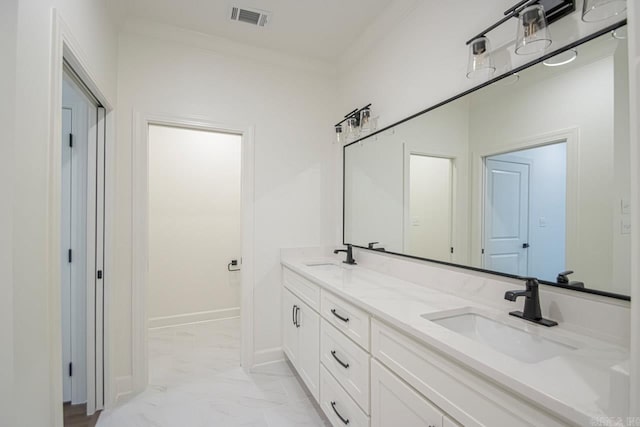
top-left (621, 199), bottom-right (631, 214)
top-left (621, 218), bottom-right (631, 235)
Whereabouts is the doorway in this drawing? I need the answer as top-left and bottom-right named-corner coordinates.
top-left (406, 154), bottom-right (454, 261)
top-left (482, 142), bottom-right (567, 279)
top-left (60, 65), bottom-right (106, 420)
top-left (146, 125), bottom-right (242, 383)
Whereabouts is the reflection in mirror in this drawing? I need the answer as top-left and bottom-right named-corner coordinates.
top-left (483, 143), bottom-right (567, 280)
top-left (344, 25), bottom-right (630, 298)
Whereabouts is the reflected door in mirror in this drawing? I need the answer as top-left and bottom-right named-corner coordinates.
top-left (407, 155), bottom-right (453, 261)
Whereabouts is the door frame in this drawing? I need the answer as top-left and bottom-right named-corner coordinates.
top-left (131, 112), bottom-right (255, 393)
top-left (49, 9), bottom-right (114, 422)
top-left (471, 127), bottom-right (579, 269)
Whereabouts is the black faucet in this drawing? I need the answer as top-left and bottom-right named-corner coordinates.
top-left (557, 270), bottom-right (585, 288)
top-left (367, 241), bottom-right (385, 251)
top-left (504, 277), bottom-right (557, 327)
top-left (334, 244), bottom-right (357, 265)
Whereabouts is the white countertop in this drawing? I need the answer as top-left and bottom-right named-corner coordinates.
top-left (281, 256), bottom-right (630, 426)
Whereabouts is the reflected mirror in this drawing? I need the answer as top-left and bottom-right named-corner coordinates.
top-left (344, 25), bottom-right (630, 298)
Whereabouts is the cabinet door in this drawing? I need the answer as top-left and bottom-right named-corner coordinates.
top-left (371, 360), bottom-right (443, 427)
top-left (297, 300), bottom-right (320, 400)
top-left (282, 288), bottom-right (299, 366)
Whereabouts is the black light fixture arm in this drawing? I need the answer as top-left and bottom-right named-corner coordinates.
top-left (335, 103), bottom-right (372, 127)
top-left (465, 0), bottom-right (540, 45)
top-left (504, 0), bottom-right (538, 15)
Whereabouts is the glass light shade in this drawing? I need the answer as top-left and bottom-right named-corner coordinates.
top-left (360, 109), bottom-right (372, 133)
top-left (582, 0), bottom-right (626, 22)
top-left (346, 116), bottom-right (359, 141)
top-left (515, 5), bottom-right (552, 55)
top-left (335, 124), bottom-right (343, 144)
top-left (466, 37), bottom-right (496, 80)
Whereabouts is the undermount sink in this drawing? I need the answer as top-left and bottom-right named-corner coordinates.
top-left (423, 310), bottom-right (577, 363)
top-left (304, 262), bottom-right (344, 271)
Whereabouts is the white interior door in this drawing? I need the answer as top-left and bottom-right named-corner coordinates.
top-left (407, 154), bottom-right (453, 260)
top-left (61, 68), bottom-right (104, 411)
top-left (483, 159), bottom-right (530, 276)
top-left (86, 106), bottom-right (106, 413)
top-left (61, 107), bottom-right (73, 402)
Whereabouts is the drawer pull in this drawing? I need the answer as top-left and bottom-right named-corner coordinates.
top-left (331, 350), bottom-right (350, 369)
top-left (331, 401), bottom-right (350, 425)
top-left (331, 309), bottom-right (350, 323)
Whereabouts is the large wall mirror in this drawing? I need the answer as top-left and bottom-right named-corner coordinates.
top-left (344, 23), bottom-right (630, 299)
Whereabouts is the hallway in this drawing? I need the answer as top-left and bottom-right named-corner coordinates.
top-left (96, 319), bottom-right (329, 426)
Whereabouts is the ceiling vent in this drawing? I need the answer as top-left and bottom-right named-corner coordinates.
top-left (230, 6), bottom-right (271, 27)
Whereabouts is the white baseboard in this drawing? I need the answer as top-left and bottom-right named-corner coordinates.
top-left (252, 346), bottom-right (284, 368)
top-left (114, 376), bottom-right (133, 405)
top-left (148, 307), bottom-right (240, 329)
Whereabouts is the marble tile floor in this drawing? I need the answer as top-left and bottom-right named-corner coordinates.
top-left (96, 318), bottom-right (330, 427)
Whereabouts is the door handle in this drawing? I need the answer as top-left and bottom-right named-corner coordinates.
top-left (331, 309), bottom-right (350, 323)
top-left (522, 243), bottom-right (530, 249)
top-left (331, 350), bottom-right (350, 369)
top-left (295, 306), bottom-right (300, 328)
top-left (331, 401), bottom-right (350, 425)
top-left (292, 305), bottom-right (297, 326)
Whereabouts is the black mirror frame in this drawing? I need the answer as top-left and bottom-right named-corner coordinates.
top-left (342, 19), bottom-right (630, 301)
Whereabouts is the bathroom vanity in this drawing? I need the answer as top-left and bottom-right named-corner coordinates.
top-left (280, 256), bottom-right (629, 426)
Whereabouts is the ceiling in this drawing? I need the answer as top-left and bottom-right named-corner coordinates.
top-left (108, 0), bottom-right (394, 62)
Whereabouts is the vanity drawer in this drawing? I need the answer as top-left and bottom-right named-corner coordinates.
top-left (283, 267), bottom-right (320, 311)
top-left (371, 320), bottom-right (568, 427)
top-left (320, 365), bottom-right (370, 427)
top-left (371, 359), bottom-right (446, 427)
top-left (321, 320), bottom-right (370, 413)
top-left (321, 290), bottom-right (370, 351)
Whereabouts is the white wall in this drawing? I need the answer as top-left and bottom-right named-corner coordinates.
top-left (12, 1), bottom-right (118, 425)
top-left (338, 0), bottom-right (627, 127)
top-left (114, 24), bottom-right (337, 389)
top-left (613, 41), bottom-right (632, 295)
top-left (627, 1), bottom-right (640, 416)
top-left (0, 1), bottom-right (17, 425)
top-left (148, 125), bottom-right (242, 324)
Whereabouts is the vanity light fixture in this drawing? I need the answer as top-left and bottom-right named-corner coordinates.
top-left (543, 48), bottom-right (577, 66)
top-left (515, 4), bottom-right (552, 55)
top-left (334, 124), bottom-right (343, 144)
top-left (582, 0), bottom-right (626, 22)
top-left (464, 0), bottom-right (575, 79)
top-left (334, 104), bottom-right (373, 143)
top-left (467, 37), bottom-right (496, 79)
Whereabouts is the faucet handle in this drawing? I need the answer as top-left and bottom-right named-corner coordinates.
top-left (557, 270), bottom-right (574, 284)
top-left (516, 276), bottom-right (539, 289)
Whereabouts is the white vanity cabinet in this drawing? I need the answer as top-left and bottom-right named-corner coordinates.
top-left (282, 285), bottom-right (320, 400)
top-left (371, 359), bottom-right (454, 427)
top-left (282, 264), bottom-right (574, 427)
